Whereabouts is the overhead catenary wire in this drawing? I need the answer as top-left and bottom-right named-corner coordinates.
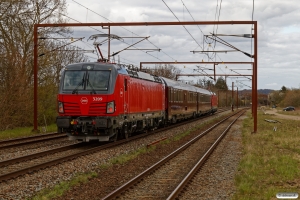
top-left (179, 0), bottom-right (225, 76)
top-left (163, 0), bottom-right (216, 79)
top-left (45, 25), bottom-right (139, 65)
top-left (206, 34), bottom-right (253, 58)
top-left (70, 0), bottom-right (176, 62)
top-left (180, 0), bottom-right (211, 64)
top-left (180, 0), bottom-right (205, 50)
top-left (47, 9), bottom-right (151, 65)
top-left (41, 6), bottom-right (164, 65)
top-left (162, 0), bottom-right (203, 50)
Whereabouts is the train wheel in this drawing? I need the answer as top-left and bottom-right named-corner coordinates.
top-left (193, 112), bottom-right (196, 119)
top-left (172, 117), bottom-right (177, 124)
top-left (121, 123), bottom-right (130, 139)
top-left (112, 132), bottom-right (118, 142)
top-left (124, 131), bottom-right (129, 139)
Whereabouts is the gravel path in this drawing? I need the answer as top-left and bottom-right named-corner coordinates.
top-left (264, 108), bottom-right (300, 120)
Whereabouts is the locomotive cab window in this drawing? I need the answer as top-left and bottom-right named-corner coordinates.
top-left (87, 70), bottom-right (110, 91)
top-left (63, 70), bottom-right (85, 90)
top-left (124, 79), bottom-right (128, 91)
top-left (62, 70), bottom-right (110, 92)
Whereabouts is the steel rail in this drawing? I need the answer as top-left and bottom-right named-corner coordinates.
top-left (0, 132), bottom-right (63, 145)
top-left (167, 110), bottom-right (246, 199)
top-left (0, 134), bottom-right (66, 150)
top-left (0, 143), bottom-right (85, 167)
top-left (102, 109), bottom-right (246, 199)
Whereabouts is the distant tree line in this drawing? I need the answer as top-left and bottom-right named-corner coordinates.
top-left (269, 86), bottom-right (300, 108)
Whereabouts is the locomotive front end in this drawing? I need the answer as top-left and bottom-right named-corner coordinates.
top-left (56, 62), bottom-right (122, 142)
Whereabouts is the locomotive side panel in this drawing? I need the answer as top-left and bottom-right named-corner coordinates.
top-left (211, 93), bottom-right (218, 113)
top-left (127, 77), bottom-right (164, 113)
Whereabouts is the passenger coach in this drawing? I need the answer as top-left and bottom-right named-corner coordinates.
top-left (160, 77), bottom-right (217, 123)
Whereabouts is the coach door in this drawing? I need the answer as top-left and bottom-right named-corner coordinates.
top-left (124, 78), bottom-right (129, 116)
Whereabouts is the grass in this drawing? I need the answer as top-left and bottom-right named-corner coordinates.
top-left (0, 124), bottom-right (58, 140)
top-left (30, 172), bottom-right (98, 200)
top-left (233, 110), bottom-right (300, 200)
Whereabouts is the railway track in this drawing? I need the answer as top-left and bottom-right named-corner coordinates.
top-left (102, 109), bottom-right (246, 199)
top-left (0, 108), bottom-right (229, 151)
top-left (0, 108), bottom-right (233, 183)
top-left (0, 132), bottom-right (67, 150)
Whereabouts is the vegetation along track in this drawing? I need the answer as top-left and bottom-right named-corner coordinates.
top-left (0, 109), bottom-right (231, 183)
top-left (102, 109), bottom-right (246, 200)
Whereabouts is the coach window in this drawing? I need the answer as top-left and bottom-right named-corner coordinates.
top-left (179, 90), bottom-right (181, 102)
top-left (173, 89), bottom-right (176, 102)
top-left (205, 94), bottom-right (210, 103)
top-left (193, 93), bottom-right (195, 103)
top-left (124, 79), bottom-right (127, 91)
top-left (173, 88), bottom-right (175, 102)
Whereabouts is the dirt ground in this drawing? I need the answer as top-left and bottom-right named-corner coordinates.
top-left (262, 108), bottom-right (300, 121)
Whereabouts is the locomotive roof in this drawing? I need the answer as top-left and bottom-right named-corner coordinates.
top-left (160, 77), bottom-right (212, 95)
top-left (64, 62), bottom-right (162, 83)
top-left (64, 62), bottom-right (118, 70)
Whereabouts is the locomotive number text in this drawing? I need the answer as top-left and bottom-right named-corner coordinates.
top-left (93, 97), bottom-right (103, 101)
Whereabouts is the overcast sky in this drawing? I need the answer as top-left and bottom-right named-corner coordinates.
top-left (63, 0), bottom-right (300, 90)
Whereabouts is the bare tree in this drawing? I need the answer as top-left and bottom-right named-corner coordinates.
top-left (0, 0), bottom-right (88, 130)
top-left (143, 64), bottom-right (181, 80)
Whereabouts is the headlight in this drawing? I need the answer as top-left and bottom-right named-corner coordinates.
top-left (107, 101), bottom-right (115, 114)
top-left (58, 101), bottom-right (64, 113)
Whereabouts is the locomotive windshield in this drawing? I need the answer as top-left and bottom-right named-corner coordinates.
top-left (63, 70), bottom-right (110, 92)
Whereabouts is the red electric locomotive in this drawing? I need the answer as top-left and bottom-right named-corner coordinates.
top-left (56, 62), bottom-right (165, 142)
